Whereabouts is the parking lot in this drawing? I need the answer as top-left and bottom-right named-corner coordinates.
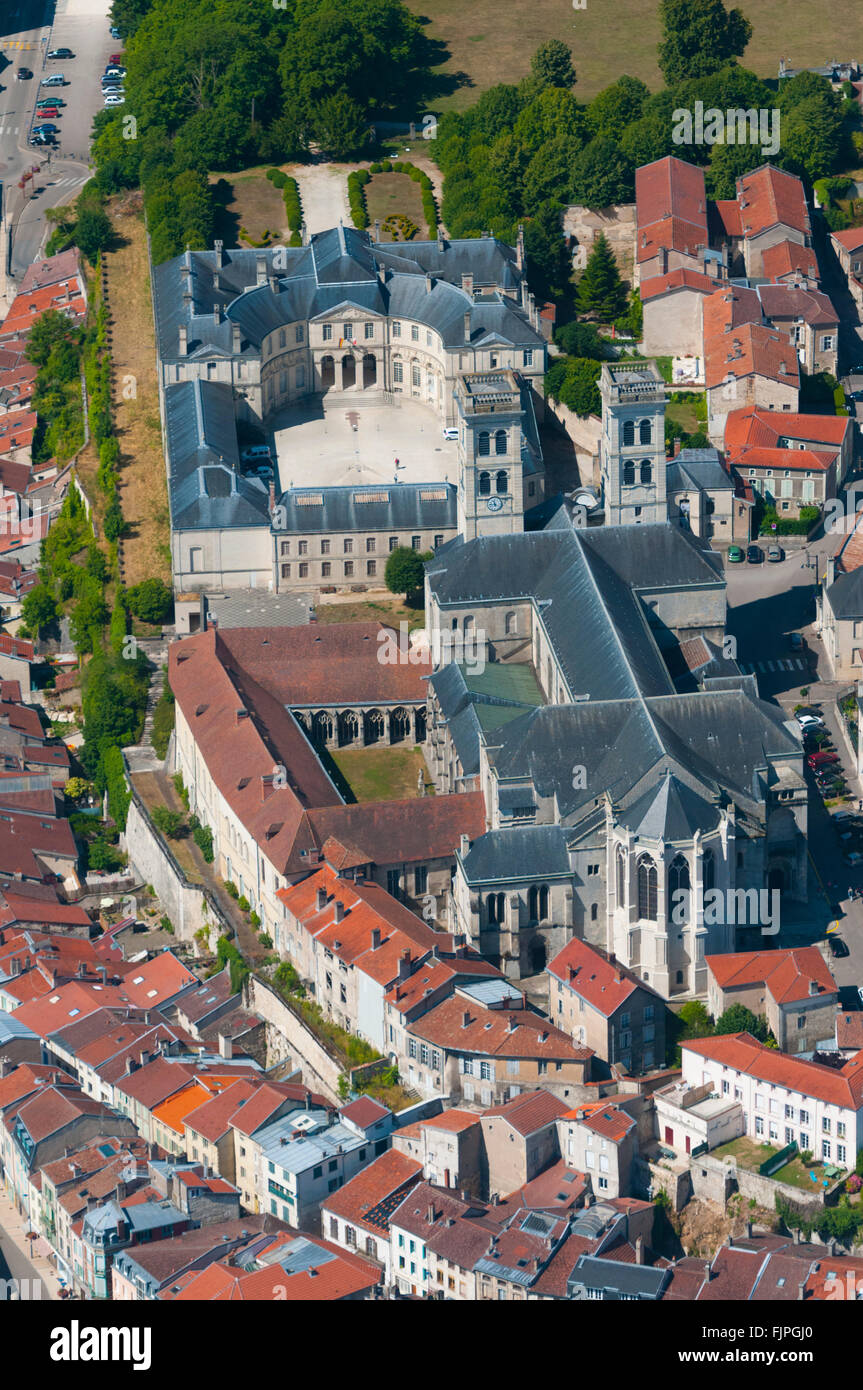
top-left (30, 0), bottom-right (118, 160)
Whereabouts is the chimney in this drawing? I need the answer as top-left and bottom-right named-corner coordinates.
top-left (635, 1235), bottom-right (644, 1265)
top-left (231, 322), bottom-right (242, 353)
top-left (461, 273), bottom-right (473, 297)
top-left (374, 220), bottom-right (380, 242)
top-left (334, 900), bottom-right (345, 923)
top-left (300, 220), bottom-right (308, 246)
top-left (437, 227), bottom-right (445, 252)
top-left (316, 888), bottom-right (327, 911)
top-left (516, 224), bottom-right (525, 272)
top-left (461, 1189), bottom-right (469, 1203)
top-left (77, 961), bottom-right (86, 978)
top-left (460, 834), bottom-right (470, 855)
top-left (218, 1033), bottom-right (233, 1060)
top-left (98, 965), bottom-right (107, 984)
top-left (673, 437), bottom-right (681, 456)
top-left (115, 1179), bottom-right (127, 1202)
top-left (213, 303), bottom-right (222, 324)
top-left (425, 272), bottom-right (433, 294)
top-left (139, 1049), bottom-right (150, 1068)
top-left (256, 254), bottom-right (267, 286)
top-left (704, 1262), bottom-right (713, 1282)
top-left (182, 289), bottom-right (192, 310)
top-left (463, 313), bottom-right (471, 344)
top-left (745, 1219), bottom-right (753, 1238)
top-left (370, 927), bottom-right (381, 950)
top-left (461, 1010), bottom-right (470, 1028)
top-left (426, 1202), bottom-right (436, 1224)
top-left (397, 949), bottom-right (411, 981)
top-left (178, 325), bottom-right (188, 356)
top-left (214, 239), bottom-right (224, 268)
top-left (490, 1191), bottom-right (499, 1206)
top-left (798, 1279), bottom-right (807, 1301)
top-left (268, 275), bottom-right (279, 295)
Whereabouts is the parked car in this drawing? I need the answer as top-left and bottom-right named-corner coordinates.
top-left (747, 544), bottom-right (763, 563)
top-left (767, 543), bottom-right (784, 562)
top-left (33, 123), bottom-right (59, 135)
top-left (442, 426), bottom-right (459, 441)
top-left (102, 75), bottom-right (124, 88)
top-left (829, 936), bottom-right (850, 957)
top-left (35, 107), bottom-right (59, 120)
top-left (110, 25), bottom-right (121, 38)
top-left (240, 444), bottom-right (271, 464)
top-left (29, 133), bottom-right (53, 145)
top-left (41, 74), bottom-right (66, 87)
top-left (808, 752), bottom-right (840, 769)
top-left (35, 96), bottom-right (65, 108)
top-left (47, 47), bottom-right (74, 59)
top-left (109, 53), bottom-right (125, 64)
top-left (797, 713), bottom-right (824, 731)
top-left (104, 65), bottom-right (126, 78)
top-left (789, 632), bottom-right (805, 651)
top-left (726, 545), bottom-right (744, 563)
top-left (103, 93), bottom-right (125, 105)
top-left (16, 67), bottom-right (33, 80)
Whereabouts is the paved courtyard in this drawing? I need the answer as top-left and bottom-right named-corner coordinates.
top-left (270, 397), bottom-right (457, 490)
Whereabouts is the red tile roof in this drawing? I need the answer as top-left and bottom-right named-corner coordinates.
top-left (339, 1096), bottom-right (390, 1128)
top-left (396, 1108), bottom-right (480, 1140)
top-left (560, 1100), bottom-right (635, 1143)
top-left (711, 199), bottom-right (743, 238)
top-left (704, 288), bottom-right (799, 390)
top-left (216, 623), bottom-right (430, 706)
top-left (736, 165), bottom-right (810, 240)
top-left (836, 1012), bottom-right (863, 1051)
top-left (18, 250), bottom-right (84, 298)
top-left (724, 407), bottom-right (851, 452)
top-left (758, 284), bottom-right (838, 327)
top-left (482, 1088), bottom-right (568, 1135)
top-left (683, 1032), bottom-right (863, 1108)
top-left (761, 240), bottom-right (820, 283)
top-left (640, 268), bottom-right (715, 302)
top-left (184, 1080), bottom-right (259, 1142)
top-left (321, 1147), bottom-right (422, 1234)
top-left (831, 227), bottom-right (863, 254)
top-left (706, 947), bottom-right (837, 1007)
top-left (411, 998), bottom-right (592, 1063)
top-left (121, 952), bottom-right (197, 1008)
top-left (636, 157), bottom-right (708, 264)
top-left (548, 937), bottom-right (651, 1016)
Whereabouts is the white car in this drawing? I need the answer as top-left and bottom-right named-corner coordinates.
top-left (103, 93), bottom-right (125, 106)
top-left (442, 426), bottom-right (458, 441)
top-left (797, 714), bottom-right (823, 731)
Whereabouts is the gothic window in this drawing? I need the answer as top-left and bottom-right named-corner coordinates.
top-left (703, 849), bottom-right (715, 893)
top-left (616, 846), bottom-right (626, 905)
top-left (639, 419), bottom-right (652, 445)
top-left (494, 429), bottom-right (507, 455)
top-left (487, 893), bottom-right (505, 924)
top-left (478, 431), bottom-right (490, 456)
top-left (668, 854), bottom-right (690, 895)
top-left (640, 461), bottom-right (652, 484)
top-left (504, 611), bottom-right (517, 635)
top-left (479, 471), bottom-right (491, 495)
top-left (528, 884), bottom-right (549, 921)
top-left (623, 420), bottom-right (635, 447)
top-left (637, 855), bottom-right (657, 921)
top-left (623, 462), bottom-right (635, 485)
top-left (495, 470), bottom-right (507, 494)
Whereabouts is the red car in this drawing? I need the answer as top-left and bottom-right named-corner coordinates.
top-left (37, 107), bottom-right (59, 118)
top-left (109, 52), bottom-right (124, 63)
top-left (808, 751), bottom-right (840, 770)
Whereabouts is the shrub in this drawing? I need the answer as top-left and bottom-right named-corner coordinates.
top-left (151, 683), bottom-right (175, 760)
top-left (193, 824), bottom-right (214, 862)
top-left (126, 578), bottom-right (173, 625)
top-left (259, 933), bottom-right (272, 949)
top-left (151, 805), bottom-right (184, 839)
top-left (172, 772), bottom-right (190, 809)
top-left (283, 177), bottom-right (302, 232)
top-left (237, 895), bottom-right (250, 912)
top-left (266, 168), bottom-right (287, 189)
top-left (224, 880), bottom-right (239, 899)
top-left (160, 914), bottom-right (174, 934)
top-left (250, 910), bottom-right (261, 928)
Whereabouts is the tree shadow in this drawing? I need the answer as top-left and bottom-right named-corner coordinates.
top-left (211, 178), bottom-right (241, 247)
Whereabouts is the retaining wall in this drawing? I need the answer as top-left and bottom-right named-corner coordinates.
top-left (244, 974), bottom-right (342, 1103)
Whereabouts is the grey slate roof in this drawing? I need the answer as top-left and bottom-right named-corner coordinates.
top-left (666, 448), bottom-right (734, 494)
top-left (568, 1254), bottom-right (670, 1300)
top-left (461, 825), bottom-right (571, 883)
top-left (152, 228), bottom-right (540, 363)
top-left (165, 378), bottom-right (271, 532)
top-left (621, 771), bottom-right (719, 839)
top-left (826, 567), bottom-right (863, 621)
top-left (274, 483), bottom-right (457, 535)
top-left (204, 591), bottom-right (311, 629)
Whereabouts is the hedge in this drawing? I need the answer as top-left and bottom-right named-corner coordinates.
top-left (347, 170), bottom-right (369, 229)
top-left (283, 176), bottom-right (302, 233)
top-left (266, 168), bottom-right (288, 189)
top-left (354, 161), bottom-right (438, 236)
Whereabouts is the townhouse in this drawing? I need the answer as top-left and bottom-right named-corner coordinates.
top-left (391, 1108), bottom-right (483, 1195)
top-left (705, 948), bottom-right (839, 1053)
top-left (111, 1214), bottom-right (290, 1299)
top-left (156, 1229), bottom-right (382, 1301)
top-left (555, 1101), bottom-right (637, 1199)
top-left (681, 1031), bottom-right (863, 1164)
top-left (229, 1080), bottom-right (324, 1211)
top-left (831, 226), bottom-right (863, 314)
top-left (704, 287), bottom-right (799, 444)
top-left (724, 407), bottom-right (853, 517)
top-left (480, 1089), bottom-right (568, 1197)
top-left (547, 937), bottom-right (667, 1077)
top-left (321, 1147), bottom-right (424, 1281)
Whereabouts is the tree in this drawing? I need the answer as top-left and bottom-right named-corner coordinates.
top-left (126, 577), bottom-right (174, 624)
top-left (151, 805), bottom-right (185, 839)
top-left (530, 39), bottom-right (576, 91)
top-left (103, 496), bottom-right (126, 542)
top-left (311, 92), bottom-right (369, 158)
top-left (714, 1002), bottom-right (769, 1042)
top-left (677, 1000), bottom-right (712, 1038)
top-left (571, 136), bottom-right (634, 208)
top-left (20, 583), bottom-right (58, 636)
top-left (64, 777), bottom-right (92, 802)
top-left (74, 206), bottom-right (114, 264)
top-left (545, 357), bottom-right (602, 416)
top-left (554, 321), bottom-right (612, 359)
top-left (385, 546), bottom-right (424, 597)
top-left (575, 233), bottom-right (627, 321)
top-left (587, 76), bottom-right (650, 140)
top-left (658, 0), bottom-right (752, 85)
top-left (25, 310), bottom-right (81, 369)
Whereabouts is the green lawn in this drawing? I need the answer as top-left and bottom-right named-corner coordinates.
top-left (331, 744), bottom-right (433, 801)
top-left (711, 1135), bottom-right (844, 1191)
top-left (364, 173), bottom-right (429, 240)
top-left (315, 597), bottom-right (425, 631)
top-left (406, 0), bottom-right (851, 108)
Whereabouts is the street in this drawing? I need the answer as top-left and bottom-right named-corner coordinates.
top-left (1, 0), bottom-right (114, 278)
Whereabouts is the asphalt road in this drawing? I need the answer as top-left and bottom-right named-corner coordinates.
top-left (1, 0), bottom-right (115, 278)
top-left (0, 1218), bottom-right (49, 1299)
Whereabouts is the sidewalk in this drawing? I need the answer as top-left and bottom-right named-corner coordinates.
top-left (0, 1188), bottom-right (63, 1300)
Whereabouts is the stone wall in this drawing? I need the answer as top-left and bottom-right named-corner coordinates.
top-left (543, 401), bottom-right (602, 489)
top-left (689, 1152), bottom-right (829, 1216)
top-left (562, 204), bottom-right (637, 282)
top-left (123, 790), bottom-right (231, 945)
top-left (244, 973), bottom-right (343, 1103)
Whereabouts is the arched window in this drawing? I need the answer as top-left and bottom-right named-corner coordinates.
top-left (504, 611), bottom-right (517, 635)
top-left (479, 471), bottom-right (491, 495)
top-left (616, 846), bottom-right (626, 906)
top-left (528, 885), bottom-right (538, 921)
top-left (590, 902), bottom-right (598, 921)
top-left (487, 893), bottom-right (505, 924)
top-left (537, 885), bottom-right (549, 920)
top-left (623, 420), bottom-right (635, 447)
top-left (494, 429), bottom-right (507, 455)
top-left (623, 462), bottom-right (635, 486)
top-left (478, 431), bottom-right (490, 456)
top-left (669, 854), bottom-right (690, 921)
top-left (702, 849), bottom-right (715, 893)
top-left (640, 460), bottom-right (652, 484)
top-left (637, 855), bottom-right (657, 920)
top-left (495, 469), bottom-right (507, 494)
top-left (639, 419), bottom-right (652, 445)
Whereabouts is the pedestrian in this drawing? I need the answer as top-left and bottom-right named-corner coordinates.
top-left (849, 887), bottom-right (855, 901)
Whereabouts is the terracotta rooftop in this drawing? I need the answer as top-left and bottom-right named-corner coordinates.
top-left (736, 164), bottom-right (811, 240)
top-left (483, 1088), bottom-right (568, 1135)
top-left (705, 947), bottom-right (837, 1007)
top-left (683, 1032), bottom-right (863, 1109)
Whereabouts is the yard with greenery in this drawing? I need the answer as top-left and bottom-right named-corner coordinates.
top-left (331, 745), bottom-right (433, 802)
top-left (365, 172), bottom-right (429, 239)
